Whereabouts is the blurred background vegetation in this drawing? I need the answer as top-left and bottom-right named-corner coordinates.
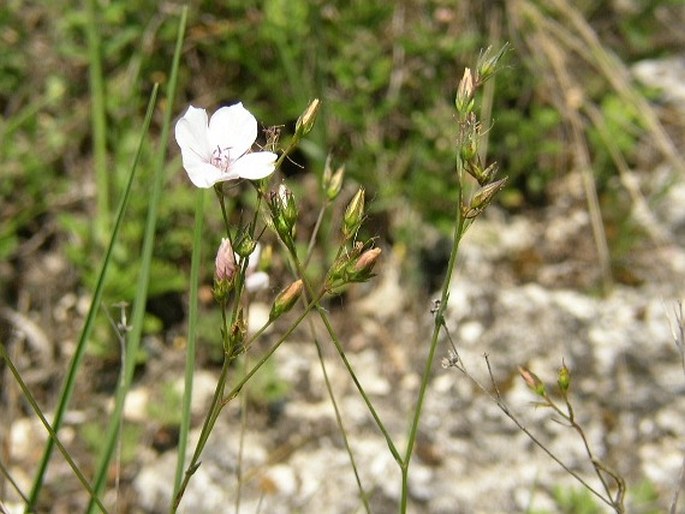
top-left (1, 0), bottom-right (683, 353)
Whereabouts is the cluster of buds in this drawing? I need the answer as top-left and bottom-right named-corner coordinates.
top-left (269, 184), bottom-right (298, 248)
top-left (455, 44), bottom-right (510, 220)
top-left (518, 361), bottom-right (573, 400)
top-left (326, 242), bottom-right (382, 291)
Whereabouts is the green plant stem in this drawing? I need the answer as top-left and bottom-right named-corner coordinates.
top-left (172, 296), bottom-right (320, 512)
top-left (0, 343), bottom-right (108, 514)
top-left (304, 202), bottom-right (328, 267)
top-left (313, 336), bottom-right (371, 513)
top-left (235, 355), bottom-right (249, 514)
top-left (288, 246), bottom-right (402, 465)
top-left (173, 188), bottom-right (205, 497)
top-left (316, 305), bottom-right (403, 467)
top-left (25, 83), bottom-right (160, 511)
top-left (86, 8), bottom-right (187, 511)
top-left (400, 180), bottom-right (466, 513)
top-left (85, 0), bottom-right (109, 241)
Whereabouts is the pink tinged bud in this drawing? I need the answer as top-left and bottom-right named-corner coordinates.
top-left (270, 279), bottom-right (304, 320)
top-left (295, 98), bottom-right (321, 137)
top-left (353, 247), bottom-right (381, 275)
top-left (519, 366), bottom-right (546, 397)
top-left (215, 238), bottom-right (237, 282)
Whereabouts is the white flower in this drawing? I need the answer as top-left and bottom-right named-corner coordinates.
top-left (174, 103), bottom-right (277, 188)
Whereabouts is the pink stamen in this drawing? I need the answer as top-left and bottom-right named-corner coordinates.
top-left (210, 145), bottom-right (232, 171)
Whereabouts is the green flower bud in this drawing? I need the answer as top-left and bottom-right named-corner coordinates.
top-left (343, 188), bottom-right (365, 240)
top-left (269, 184), bottom-right (298, 246)
top-left (326, 164), bottom-right (345, 202)
top-left (295, 98), bottom-right (321, 137)
top-left (465, 177), bottom-right (507, 218)
top-left (558, 361), bottom-right (571, 393)
top-left (234, 235), bottom-right (257, 260)
top-left (455, 67), bottom-right (475, 115)
top-left (476, 43), bottom-right (510, 85)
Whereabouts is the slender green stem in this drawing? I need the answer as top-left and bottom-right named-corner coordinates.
top-left (221, 296), bottom-right (321, 406)
top-left (235, 355), bottom-right (249, 514)
top-left (304, 203), bottom-right (328, 267)
top-left (0, 343), bottom-right (108, 514)
top-left (313, 336), bottom-right (371, 513)
top-left (287, 245), bottom-right (401, 465)
top-left (316, 306), bottom-right (402, 465)
top-left (84, 0), bottom-right (109, 241)
top-left (172, 296), bottom-right (320, 511)
top-left (87, 8), bottom-right (188, 510)
top-left (171, 357), bottom-right (231, 513)
top-left (400, 180), bottom-right (466, 513)
top-left (173, 188), bottom-right (205, 496)
top-left (26, 84), bottom-right (160, 511)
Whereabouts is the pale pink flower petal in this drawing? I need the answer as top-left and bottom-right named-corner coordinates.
top-left (174, 102), bottom-right (277, 188)
top-left (231, 152), bottom-right (277, 180)
top-left (208, 103), bottom-right (257, 158)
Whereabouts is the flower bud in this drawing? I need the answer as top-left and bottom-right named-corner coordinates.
top-left (519, 366), bottom-right (546, 397)
top-left (465, 177), bottom-right (507, 218)
top-left (326, 164), bottom-right (345, 202)
top-left (234, 234), bottom-right (257, 260)
top-left (455, 67), bottom-right (475, 115)
top-left (270, 184), bottom-right (298, 246)
top-left (350, 247), bottom-right (382, 281)
top-left (343, 188), bottom-right (365, 240)
top-left (557, 361), bottom-right (571, 393)
top-left (227, 308), bottom-right (247, 357)
top-left (476, 43), bottom-right (509, 85)
top-left (295, 98), bottom-right (321, 137)
top-left (215, 238), bottom-right (236, 282)
top-left (269, 279), bottom-right (304, 320)
top-left (279, 184), bottom-right (298, 228)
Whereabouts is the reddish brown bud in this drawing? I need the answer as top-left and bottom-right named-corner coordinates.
top-left (270, 279), bottom-right (304, 320)
top-left (519, 366), bottom-right (546, 397)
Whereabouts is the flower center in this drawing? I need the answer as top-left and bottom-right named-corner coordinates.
top-left (210, 145), bottom-right (234, 172)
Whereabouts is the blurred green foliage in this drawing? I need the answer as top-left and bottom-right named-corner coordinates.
top-left (1, 0), bottom-right (680, 318)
